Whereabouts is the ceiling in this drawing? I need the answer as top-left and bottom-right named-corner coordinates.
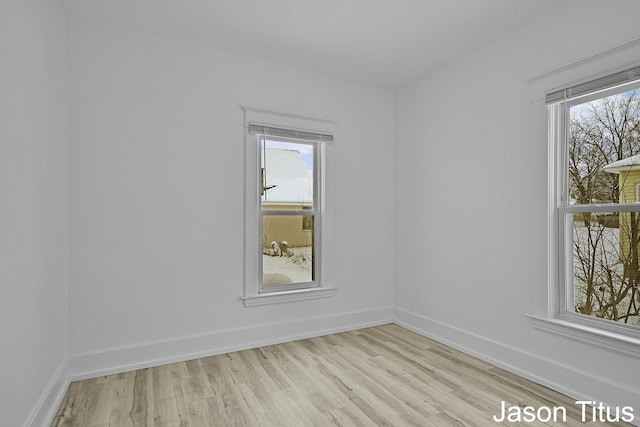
top-left (60, 0), bottom-right (563, 88)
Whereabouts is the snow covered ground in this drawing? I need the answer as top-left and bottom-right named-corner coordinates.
top-left (263, 247), bottom-right (312, 285)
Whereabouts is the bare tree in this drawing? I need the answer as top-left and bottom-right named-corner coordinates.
top-left (569, 90), bottom-right (640, 326)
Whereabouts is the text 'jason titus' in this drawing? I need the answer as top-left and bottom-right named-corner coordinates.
top-left (492, 401), bottom-right (634, 423)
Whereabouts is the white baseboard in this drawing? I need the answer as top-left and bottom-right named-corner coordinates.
top-left (69, 307), bottom-right (394, 381)
top-left (26, 358), bottom-right (70, 427)
top-left (394, 307), bottom-right (640, 427)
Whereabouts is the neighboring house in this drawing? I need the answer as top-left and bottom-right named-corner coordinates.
top-left (604, 154), bottom-right (640, 203)
top-left (603, 154), bottom-right (640, 262)
top-left (262, 147), bottom-right (314, 249)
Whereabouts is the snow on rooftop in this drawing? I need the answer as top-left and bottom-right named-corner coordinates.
top-left (262, 148), bottom-right (313, 205)
top-left (603, 154), bottom-right (640, 174)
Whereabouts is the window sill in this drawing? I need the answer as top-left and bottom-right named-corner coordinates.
top-left (525, 314), bottom-right (640, 358)
top-left (242, 286), bottom-right (336, 307)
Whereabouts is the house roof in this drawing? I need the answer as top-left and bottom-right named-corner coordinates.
top-left (262, 148), bottom-right (312, 205)
top-left (603, 154), bottom-right (640, 174)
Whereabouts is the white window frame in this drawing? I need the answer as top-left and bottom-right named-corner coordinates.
top-left (551, 86), bottom-right (640, 337)
top-left (527, 55), bottom-right (640, 356)
top-left (241, 107), bottom-right (336, 307)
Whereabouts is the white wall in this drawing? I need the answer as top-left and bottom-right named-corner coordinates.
top-left (0, 1), bottom-right (69, 426)
top-left (395, 0), bottom-right (640, 417)
top-left (67, 19), bottom-right (395, 373)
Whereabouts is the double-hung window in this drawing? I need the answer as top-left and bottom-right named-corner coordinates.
top-left (242, 108), bottom-right (336, 306)
top-left (257, 131), bottom-right (319, 291)
top-left (548, 65), bottom-right (640, 338)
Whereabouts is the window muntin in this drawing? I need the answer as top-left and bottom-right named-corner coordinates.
top-left (259, 137), bottom-right (319, 292)
top-left (555, 82), bottom-right (640, 333)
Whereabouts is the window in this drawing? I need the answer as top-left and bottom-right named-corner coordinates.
top-left (259, 137), bottom-right (318, 291)
top-left (548, 65), bottom-right (640, 337)
top-left (241, 107), bottom-right (336, 306)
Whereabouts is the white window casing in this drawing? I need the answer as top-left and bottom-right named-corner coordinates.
top-left (526, 40), bottom-right (640, 353)
top-left (241, 107), bottom-right (337, 307)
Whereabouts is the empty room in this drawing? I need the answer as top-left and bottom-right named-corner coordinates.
top-left (3, 0), bottom-right (640, 426)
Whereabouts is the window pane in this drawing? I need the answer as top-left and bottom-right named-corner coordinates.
top-left (570, 211), bottom-right (640, 327)
top-left (262, 214), bottom-right (314, 287)
top-left (261, 139), bottom-right (314, 209)
top-left (568, 88), bottom-right (640, 205)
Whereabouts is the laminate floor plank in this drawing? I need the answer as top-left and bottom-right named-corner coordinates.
top-left (109, 378), bottom-right (135, 427)
top-left (51, 325), bottom-right (633, 426)
top-left (53, 378), bottom-right (102, 427)
top-left (89, 379), bottom-right (116, 426)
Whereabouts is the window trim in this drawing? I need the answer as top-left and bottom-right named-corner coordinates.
top-left (525, 40), bottom-right (640, 353)
top-left (241, 286), bottom-right (336, 307)
top-left (526, 314), bottom-right (640, 358)
top-left (241, 107), bottom-right (337, 307)
top-left (546, 68), bottom-right (640, 342)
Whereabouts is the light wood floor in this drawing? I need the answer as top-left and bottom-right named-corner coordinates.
top-left (52, 324), bottom-right (631, 426)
